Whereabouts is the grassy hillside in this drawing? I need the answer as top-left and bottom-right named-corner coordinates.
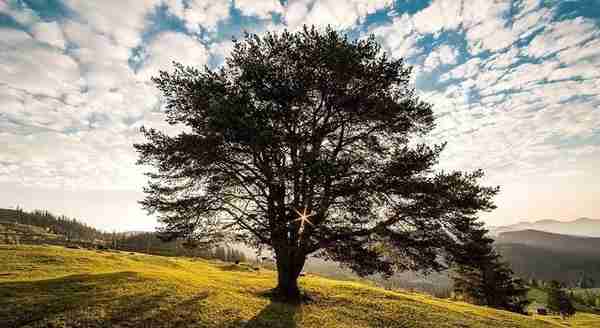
top-left (0, 221), bottom-right (63, 243)
top-left (528, 287), bottom-right (600, 315)
top-left (1, 246), bottom-right (598, 328)
top-left (0, 208), bottom-right (244, 260)
top-left (0, 208), bottom-right (108, 246)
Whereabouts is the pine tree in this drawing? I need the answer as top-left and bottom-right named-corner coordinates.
top-left (452, 228), bottom-right (530, 314)
top-left (135, 26), bottom-right (499, 301)
top-left (547, 280), bottom-right (576, 319)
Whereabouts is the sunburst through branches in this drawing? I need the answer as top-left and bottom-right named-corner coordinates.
top-left (293, 207), bottom-right (314, 245)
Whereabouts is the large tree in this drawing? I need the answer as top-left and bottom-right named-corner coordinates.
top-left (135, 26), bottom-right (498, 301)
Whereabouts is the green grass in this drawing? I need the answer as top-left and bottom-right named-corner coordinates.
top-left (1, 245), bottom-right (598, 327)
top-left (528, 286), bottom-right (600, 316)
top-left (528, 287), bottom-right (549, 307)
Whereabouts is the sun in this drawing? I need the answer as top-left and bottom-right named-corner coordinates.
top-left (293, 207), bottom-right (314, 239)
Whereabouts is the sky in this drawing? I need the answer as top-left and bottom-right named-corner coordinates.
top-left (0, 0), bottom-right (599, 232)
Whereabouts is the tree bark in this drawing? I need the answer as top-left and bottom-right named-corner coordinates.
top-left (275, 248), bottom-right (306, 301)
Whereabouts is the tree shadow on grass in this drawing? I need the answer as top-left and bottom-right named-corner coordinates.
top-left (0, 271), bottom-right (300, 328)
top-left (0, 271), bottom-right (170, 327)
top-left (235, 299), bottom-right (300, 328)
top-left (135, 291), bottom-right (211, 328)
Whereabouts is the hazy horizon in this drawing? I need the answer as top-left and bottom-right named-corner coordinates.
top-left (1, 181), bottom-right (598, 233)
top-left (1, 0), bottom-right (599, 232)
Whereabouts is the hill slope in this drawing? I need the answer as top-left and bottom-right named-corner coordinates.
top-left (489, 218), bottom-right (600, 237)
top-left (0, 208), bottom-right (108, 245)
top-left (495, 230), bottom-right (600, 287)
top-left (2, 246), bottom-right (596, 328)
top-left (496, 230), bottom-right (600, 255)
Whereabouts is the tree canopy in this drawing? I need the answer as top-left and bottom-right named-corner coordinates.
top-left (135, 26), bottom-right (499, 300)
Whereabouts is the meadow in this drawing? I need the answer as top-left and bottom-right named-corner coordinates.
top-left (1, 245), bottom-right (599, 328)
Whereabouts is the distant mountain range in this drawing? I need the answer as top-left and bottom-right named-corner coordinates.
top-left (495, 229), bottom-right (600, 287)
top-left (496, 229), bottom-right (600, 254)
top-left (488, 217), bottom-right (600, 237)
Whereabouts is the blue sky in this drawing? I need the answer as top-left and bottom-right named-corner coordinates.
top-left (0, 0), bottom-right (599, 231)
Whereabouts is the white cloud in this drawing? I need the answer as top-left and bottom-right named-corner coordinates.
top-left (62, 21), bottom-right (134, 93)
top-left (463, 1), bottom-right (516, 54)
top-left (483, 47), bottom-right (520, 70)
top-left (235, 0), bottom-right (282, 18)
top-left (0, 28), bottom-right (81, 97)
top-left (138, 32), bottom-right (209, 79)
top-left (0, 0), bottom-right (228, 193)
top-left (556, 38), bottom-right (600, 66)
top-left (440, 57), bottom-right (482, 81)
top-left (423, 44), bottom-right (458, 71)
top-left (284, 0), bottom-right (394, 30)
top-left (411, 0), bottom-right (462, 35)
top-left (0, 14), bottom-right (164, 191)
top-left (549, 63), bottom-right (600, 81)
top-left (370, 14), bottom-right (421, 59)
top-left (373, 0), bottom-right (544, 62)
top-left (164, 0), bottom-right (231, 33)
top-left (209, 39), bottom-right (235, 62)
top-left (466, 21), bottom-right (517, 54)
top-left (0, 0), bottom-right (39, 27)
top-left (512, 6), bottom-right (551, 39)
top-left (518, 0), bottom-right (542, 14)
top-left (62, 0), bottom-right (159, 48)
top-left (31, 21), bottom-right (66, 50)
top-left (526, 17), bottom-right (599, 59)
top-left (0, 128), bottom-right (146, 190)
top-left (408, 0), bottom-right (515, 55)
top-left (460, 0), bottom-right (510, 30)
top-left (417, 9), bottom-right (600, 193)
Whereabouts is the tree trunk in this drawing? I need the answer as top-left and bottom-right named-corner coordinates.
top-left (275, 248), bottom-right (306, 301)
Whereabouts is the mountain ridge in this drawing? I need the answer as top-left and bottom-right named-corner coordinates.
top-left (495, 229), bottom-right (600, 254)
top-left (494, 229), bottom-right (600, 287)
top-left (488, 217), bottom-right (600, 237)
